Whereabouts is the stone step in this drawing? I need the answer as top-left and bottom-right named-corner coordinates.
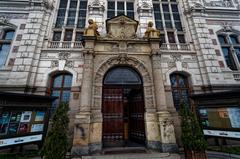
top-left (81, 153), bottom-right (181, 159)
top-left (103, 147), bottom-right (147, 154)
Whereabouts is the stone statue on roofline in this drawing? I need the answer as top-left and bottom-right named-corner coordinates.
top-left (84, 19), bottom-right (100, 37)
top-left (144, 21), bottom-right (160, 39)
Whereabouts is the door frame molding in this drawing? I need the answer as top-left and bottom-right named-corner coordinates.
top-left (90, 57), bottom-right (158, 151)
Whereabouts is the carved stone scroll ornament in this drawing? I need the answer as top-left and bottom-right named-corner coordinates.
top-left (116, 53), bottom-right (128, 64)
top-left (203, 0), bottom-right (234, 7)
top-left (59, 52), bottom-right (70, 60)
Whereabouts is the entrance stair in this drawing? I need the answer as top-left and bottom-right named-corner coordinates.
top-left (80, 147), bottom-right (180, 159)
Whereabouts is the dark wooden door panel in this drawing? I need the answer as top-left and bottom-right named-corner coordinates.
top-left (129, 90), bottom-right (145, 144)
top-left (102, 88), bottom-right (124, 147)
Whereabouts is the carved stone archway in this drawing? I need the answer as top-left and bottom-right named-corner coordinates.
top-left (88, 55), bottom-right (158, 151)
top-left (92, 55), bottom-right (156, 114)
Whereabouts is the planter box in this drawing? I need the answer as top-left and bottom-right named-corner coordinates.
top-left (185, 150), bottom-right (207, 159)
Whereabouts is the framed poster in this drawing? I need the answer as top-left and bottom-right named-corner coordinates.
top-left (18, 123), bottom-right (29, 134)
top-left (8, 123), bottom-right (19, 135)
top-left (35, 111), bottom-right (45, 122)
top-left (0, 112), bottom-right (10, 135)
top-left (10, 112), bottom-right (21, 122)
top-left (31, 124), bottom-right (44, 132)
top-left (20, 111), bottom-right (32, 123)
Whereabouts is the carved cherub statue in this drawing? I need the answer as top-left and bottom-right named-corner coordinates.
top-left (144, 21), bottom-right (160, 38)
top-left (84, 19), bottom-right (100, 37)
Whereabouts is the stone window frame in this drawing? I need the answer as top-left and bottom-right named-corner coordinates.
top-left (217, 31), bottom-right (240, 71)
top-left (52, 0), bottom-right (87, 43)
top-left (152, 0), bottom-right (185, 44)
top-left (0, 28), bottom-right (15, 67)
top-left (107, 0), bottom-right (135, 19)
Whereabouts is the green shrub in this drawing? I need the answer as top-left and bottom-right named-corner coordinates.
top-left (41, 102), bottom-right (69, 159)
top-left (180, 102), bottom-right (207, 152)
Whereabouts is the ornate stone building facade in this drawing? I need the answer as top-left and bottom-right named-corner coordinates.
top-left (0, 0), bottom-right (240, 157)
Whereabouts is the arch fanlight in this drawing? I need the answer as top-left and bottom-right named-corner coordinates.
top-left (104, 67), bottom-right (142, 85)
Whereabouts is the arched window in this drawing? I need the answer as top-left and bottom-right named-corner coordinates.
top-left (50, 73), bottom-right (73, 103)
top-left (104, 67), bottom-right (142, 85)
top-left (217, 34), bottom-right (239, 70)
top-left (230, 35), bottom-right (239, 44)
top-left (3, 30), bottom-right (15, 40)
top-left (218, 35), bottom-right (227, 44)
top-left (0, 30), bottom-right (15, 67)
top-left (170, 73), bottom-right (190, 111)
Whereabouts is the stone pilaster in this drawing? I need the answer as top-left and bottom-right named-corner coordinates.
top-left (183, 0), bottom-right (224, 87)
top-left (88, 0), bottom-right (105, 34)
top-left (8, 0), bottom-right (53, 91)
top-left (150, 38), bottom-right (178, 152)
top-left (71, 37), bottom-right (95, 156)
top-left (137, 0), bottom-right (154, 36)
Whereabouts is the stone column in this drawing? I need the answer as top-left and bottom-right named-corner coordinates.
top-left (71, 36), bottom-right (95, 156)
top-left (150, 38), bottom-right (178, 153)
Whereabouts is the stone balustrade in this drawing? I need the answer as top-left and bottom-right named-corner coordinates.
top-left (160, 43), bottom-right (194, 51)
top-left (48, 41), bottom-right (84, 49)
top-left (233, 72), bottom-right (240, 81)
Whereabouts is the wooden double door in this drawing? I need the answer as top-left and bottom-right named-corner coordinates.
top-left (102, 86), bottom-right (145, 147)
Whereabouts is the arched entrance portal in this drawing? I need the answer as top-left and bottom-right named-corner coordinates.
top-left (102, 66), bottom-right (146, 147)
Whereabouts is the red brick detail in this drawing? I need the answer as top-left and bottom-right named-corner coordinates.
top-left (16, 34), bottom-right (22, 41)
top-left (12, 46), bottom-right (19, 53)
top-left (218, 61), bottom-right (225, 67)
top-left (209, 29), bottom-right (214, 34)
top-left (215, 49), bottom-right (221, 56)
top-left (20, 24), bottom-right (26, 30)
top-left (212, 39), bottom-right (217, 45)
top-left (8, 58), bottom-right (15, 66)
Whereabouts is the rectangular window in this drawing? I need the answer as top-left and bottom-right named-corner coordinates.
top-left (234, 47), bottom-right (240, 63)
top-left (55, 9), bottom-right (66, 28)
top-left (77, 0), bottom-right (87, 28)
top-left (168, 32), bottom-right (175, 43)
top-left (153, 3), bottom-right (163, 30)
top-left (198, 107), bottom-right (240, 129)
top-left (64, 30), bottom-right (73, 41)
top-left (222, 47), bottom-right (237, 70)
top-left (53, 32), bottom-right (62, 41)
top-left (153, 1), bottom-right (184, 43)
top-left (160, 34), bottom-right (165, 43)
top-left (127, 2), bottom-right (134, 19)
top-left (67, 9), bottom-right (76, 26)
top-left (75, 32), bottom-right (83, 41)
top-left (59, 0), bottom-right (68, 8)
top-left (178, 34), bottom-right (185, 43)
top-left (107, 1), bottom-right (134, 19)
top-left (163, 4), bottom-right (172, 29)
